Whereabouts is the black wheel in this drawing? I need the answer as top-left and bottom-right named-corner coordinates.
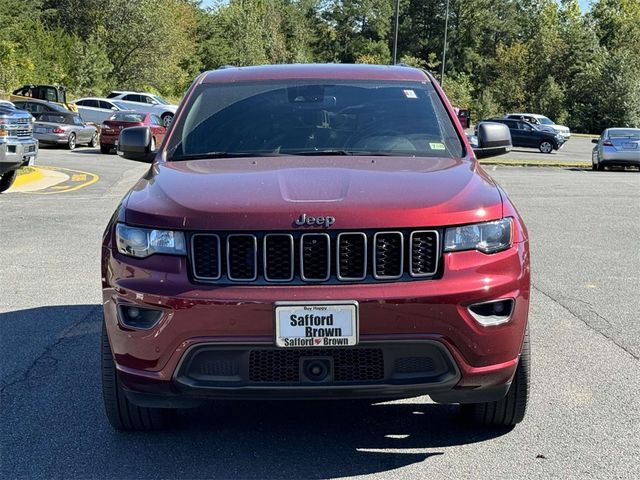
top-left (597, 162), bottom-right (604, 171)
top-left (100, 144), bottom-right (111, 154)
top-left (89, 132), bottom-right (99, 148)
top-left (592, 162), bottom-right (597, 171)
top-left (101, 321), bottom-right (175, 431)
top-left (67, 133), bottom-right (76, 150)
top-left (161, 113), bottom-right (173, 128)
top-left (538, 140), bottom-right (553, 154)
top-left (0, 170), bottom-right (17, 193)
top-left (461, 325), bottom-right (530, 427)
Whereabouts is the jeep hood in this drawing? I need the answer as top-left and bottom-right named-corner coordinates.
top-left (124, 156), bottom-right (502, 230)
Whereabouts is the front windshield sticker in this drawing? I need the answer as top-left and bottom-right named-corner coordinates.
top-left (403, 89), bottom-right (418, 99)
top-left (429, 142), bottom-right (446, 150)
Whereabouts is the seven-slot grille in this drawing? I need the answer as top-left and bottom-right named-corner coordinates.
top-left (190, 230), bottom-right (439, 284)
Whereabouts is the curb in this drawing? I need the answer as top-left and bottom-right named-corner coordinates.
top-left (13, 167), bottom-right (45, 188)
top-left (479, 160), bottom-right (591, 168)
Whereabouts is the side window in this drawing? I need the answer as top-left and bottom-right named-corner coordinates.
top-left (73, 115), bottom-right (84, 125)
top-left (123, 94), bottom-right (142, 103)
top-left (75, 100), bottom-right (88, 106)
top-left (86, 99), bottom-right (100, 108)
top-left (99, 101), bottom-right (114, 110)
top-left (519, 122), bottom-right (531, 131)
top-left (142, 96), bottom-right (156, 104)
top-left (151, 115), bottom-right (162, 126)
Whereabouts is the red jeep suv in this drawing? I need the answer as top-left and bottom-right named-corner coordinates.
top-left (103, 64), bottom-right (529, 431)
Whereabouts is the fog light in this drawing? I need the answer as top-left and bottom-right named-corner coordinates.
top-left (118, 305), bottom-right (163, 329)
top-left (468, 299), bottom-right (514, 326)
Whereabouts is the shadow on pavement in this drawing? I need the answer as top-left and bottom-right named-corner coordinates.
top-left (1, 305), bottom-right (512, 479)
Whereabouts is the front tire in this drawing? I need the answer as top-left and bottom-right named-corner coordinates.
top-left (461, 326), bottom-right (530, 427)
top-left (89, 132), bottom-right (99, 148)
top-left (0, 170), bottom-right (17, 193)
top-left (161, 113), bottom-right (173, 128)
top-left (538, 140), bottom-right (553, 154)
top-left (67, 133), bottom-right (76, 150)
top-left (101, 321), bottom-right (175, 431)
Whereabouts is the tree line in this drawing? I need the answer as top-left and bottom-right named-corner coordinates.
top-left (1, 0), bottom-right (638, 133)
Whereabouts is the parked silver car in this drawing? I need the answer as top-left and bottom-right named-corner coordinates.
top-left (105, 91), bottom-right (177, 127)
top-left (72, 97), bottom-right (130, 124)
top-left (33, 111), bottom-right (98, 150)
top-left (591, 128), bottom-right (640, 171)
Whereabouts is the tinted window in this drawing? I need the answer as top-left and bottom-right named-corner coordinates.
top-left (106, 92), bottom-right (119, 98)
top-left (123, 94), bottom-right (143, 103)
top-left (167, 81), bottom-right (463, 160)
top-left (83, 99), bottom-right (100, 108)
top-left (72, 115), bottom-right (84, 125)
top-left (99, 101), bottom-right (114, 110)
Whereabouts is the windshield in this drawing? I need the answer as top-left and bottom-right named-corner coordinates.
top-left (152, 95), bottom-right (169, 105)
top-left (166, 80), bottom-right (463, 160)
top-left (538, 116), bottom-right (555, 125)
top-left (609, 129), bottom-right (640, 139)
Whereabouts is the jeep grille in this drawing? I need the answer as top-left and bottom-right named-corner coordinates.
top-left (190, 229), bottom-right (440, 285)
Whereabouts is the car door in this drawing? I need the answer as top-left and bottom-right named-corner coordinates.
top-left (72, 115), bottom-right (91, 142)
top-left (121, 94), bottom-right (153, 114)
top-left (516, 122), bottom-right (539, 148)
top-left (149, 114), bottom-right (167, 144)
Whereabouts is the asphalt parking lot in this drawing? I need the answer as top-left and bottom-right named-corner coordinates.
top-left (1, 146), bottom-right (638, 479)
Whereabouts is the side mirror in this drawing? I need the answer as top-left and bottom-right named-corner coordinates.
top-left (591, 139), bottom-right (599, 144)
top-left (111, 106), bottom-right (118, 111)
top-left (472, 122), bottom-right (512, 158)
top-left (117, 126), bottom-right (155, 162)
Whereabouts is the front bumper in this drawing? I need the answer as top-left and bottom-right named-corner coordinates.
top-left (0, 138), bottom-right (38, 174)
top-left (103, 239), bottom-right (530, 406)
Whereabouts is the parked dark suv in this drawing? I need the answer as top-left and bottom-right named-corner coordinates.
top-left (482, 118), bottom-right (566, 153)
top-left (102, 64), bottom-right (530, 431)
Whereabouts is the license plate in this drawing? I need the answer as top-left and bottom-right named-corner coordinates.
top-left (623, 142), bottom-right (637, 149)
top-left (274, 302), bottom-right (358, 348)
top-left (34, 127), bottom-right (46, 134)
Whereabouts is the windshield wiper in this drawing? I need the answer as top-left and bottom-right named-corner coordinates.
top-left (283, 149), bottom-right (412, 156)
top-left (170, 151), bottom-right (284, 161)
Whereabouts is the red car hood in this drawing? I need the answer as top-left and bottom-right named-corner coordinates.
top-left (125, 156), bottom-right (503, 230)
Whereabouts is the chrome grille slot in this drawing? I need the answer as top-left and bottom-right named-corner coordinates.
top-left (300, 233), bottom-right (330, 281)
top-left (337, 232), bottom-right (367, 280)
top-left (16, 129), bottom-right (31, 137)
top-left (191, 234), bottom-right (221, 280)
top-left (227, 234), bottom-right (257, 281)
top-left (264, 234), bottom-right (294, 281)
top-left (410, 230), bottom-right (439, 276)
top-left (373, 232), bottom-right (403, 279)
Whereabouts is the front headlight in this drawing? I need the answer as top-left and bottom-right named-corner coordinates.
top-left (116, 224), bottom-right (186, 258)
top-left (444, 218), bottom-right (512, 254)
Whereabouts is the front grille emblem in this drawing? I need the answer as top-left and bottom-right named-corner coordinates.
top-left (294, 213), bottom-right (335, 228)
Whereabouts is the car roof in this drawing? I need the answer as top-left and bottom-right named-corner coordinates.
top-left (508, 113), bottom-right (544, 118)
top-left (200, 63), bottom-right (431, 85)
top-left (75, 97), bottom-right (113, 101)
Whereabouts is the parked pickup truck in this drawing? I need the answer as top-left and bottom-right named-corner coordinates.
top-left (0, 103), bottom-right (38, 193)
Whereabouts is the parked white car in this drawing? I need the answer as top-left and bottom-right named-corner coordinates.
top-left (72, 98), bottom-right (130, 124)
top-left (506, 113), bottom-right (571, 139)
top-left (105, 91), bottom-right (177, 127)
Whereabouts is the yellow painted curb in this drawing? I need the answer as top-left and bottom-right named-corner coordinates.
top-left (13, 167), bottom-right (45, 188)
